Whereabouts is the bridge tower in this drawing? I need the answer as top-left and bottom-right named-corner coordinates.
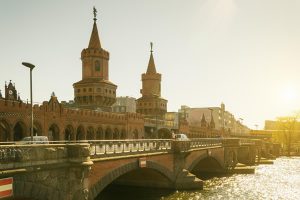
top-left (73, 7), bottom-right (117, 111)
top-left (136, 43), bottom-right (168, 119)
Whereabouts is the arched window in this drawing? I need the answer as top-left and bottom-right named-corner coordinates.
top-left (95, 60), bottom-right (100, 71)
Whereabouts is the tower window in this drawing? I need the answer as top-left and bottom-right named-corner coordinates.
top-left (95, 60), bottom-right (100, 71)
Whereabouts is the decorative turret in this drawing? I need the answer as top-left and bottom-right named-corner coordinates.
top-left (73, 7), bottom-right (117, 111)
top-left (201, 113), bottom-right (207, 128)
top-left (5, 80), bottom-right (18, 101)
top-left (136, 43), bottom-right (167, 119)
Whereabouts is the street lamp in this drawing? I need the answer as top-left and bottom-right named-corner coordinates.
top-left (22, 62), bottom-right (35, 142)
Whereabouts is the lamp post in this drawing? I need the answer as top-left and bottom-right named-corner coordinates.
top-left (22, 62), bottom-right (35, 142)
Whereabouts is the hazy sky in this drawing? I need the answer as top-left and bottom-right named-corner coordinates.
top-left (1, 0), bottom-right (300, 129)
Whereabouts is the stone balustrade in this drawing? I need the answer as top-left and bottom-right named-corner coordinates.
top-left (89, 139), bottom-right (172, 159)
top-left (0, 143), bottom-right (91, 170)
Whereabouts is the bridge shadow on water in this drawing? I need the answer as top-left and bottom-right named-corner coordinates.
top-left (96, 173), bottom-right (233, 200)
top-left (96, 184), bottom-right (174, 200)
top-left (194, 171), bottom-right (233, 181)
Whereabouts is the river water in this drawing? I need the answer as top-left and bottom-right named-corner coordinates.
top-left (99, 157), bottom-right (300, 200)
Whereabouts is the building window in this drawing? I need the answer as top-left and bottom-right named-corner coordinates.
top-left (97, 88), bottom-right (101, 92)
top-left (89, 88), bottom-right (92, 92)
top-left (83, 88), bottom-right (86, 92)
top-left (77, 89), bottom-right (80, 93)
top-left (95, 60), bottom-right (100, 71)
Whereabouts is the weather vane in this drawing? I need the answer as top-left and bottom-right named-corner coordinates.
top-left (93, 6), bottom-right (97, 21)
top-left (150, 42), bottom-right (153, 53)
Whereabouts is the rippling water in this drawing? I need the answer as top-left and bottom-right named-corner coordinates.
top-left (99, 157), bottom-right (300, 200)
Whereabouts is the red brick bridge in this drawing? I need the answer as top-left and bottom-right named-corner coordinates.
top-left (0, 138), bottom-right (278, 200)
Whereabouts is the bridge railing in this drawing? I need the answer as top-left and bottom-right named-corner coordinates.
top-left (173, 138), bottom-right (223, 153)
top-left (240, 139), bottom-right (256, 145)
top-left (0, 143), bottom-right (91, 170)
top-left (189, 138), bottom-right (223, 149)
top-left (88, 139), bottom-right (172, 158)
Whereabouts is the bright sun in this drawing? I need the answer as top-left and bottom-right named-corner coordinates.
top-left (282, 87), bottom-right (297, 102)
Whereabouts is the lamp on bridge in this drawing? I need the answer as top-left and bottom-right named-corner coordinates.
top-left (22, 62), bottom-right (35, 142)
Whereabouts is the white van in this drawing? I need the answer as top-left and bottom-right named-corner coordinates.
top-left (20, 136), bottom-right (49, 144)
top-left (175, 133), bottom-right (189, 141)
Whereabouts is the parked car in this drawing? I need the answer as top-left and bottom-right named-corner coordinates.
top-left (174, 133), bottom-right (189, 141)
top-left (20, 136), bottom-right (49, 144)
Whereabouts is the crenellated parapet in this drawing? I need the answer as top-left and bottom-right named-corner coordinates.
top-left (81, 48), bottom-right (109, 60)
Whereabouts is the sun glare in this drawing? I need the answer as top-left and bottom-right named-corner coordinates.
top-left (282, 86), bottom-right (297, 102)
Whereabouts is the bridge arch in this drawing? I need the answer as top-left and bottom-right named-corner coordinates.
top-left (33, 120), bottom-right (43, 136)
top-left (48, 123), bottom-right (60, 141)
top-left (64, 124), bottom-right (75, 140)
top-left (13, 121), bottom-right (27, 141)
top-left (76, 125), bottom-right (85, 140)
top-left (113, 128), bottom-right (119, 139)
top-left (105, 127), bottom-right (112, 139)
top-left (0, 119), bottom-right (11, 141)
top-left (120, 129), bottom-right (126, 139)
top-left (187, 153), bottom-right (224, 174)
top-left (86, 126), bottom-right (95, 140)
top-left (133, 129), bottom-right (138, 139)
top-left (90, 160), bottom-right (174, 199)
top-left (96, 127), bottom-right (104, 140)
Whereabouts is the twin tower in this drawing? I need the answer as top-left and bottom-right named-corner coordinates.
top-left (73, 8), bottom-right (167, 118)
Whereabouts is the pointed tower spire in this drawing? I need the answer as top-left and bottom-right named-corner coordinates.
top-left (88, 6), bottom-right (101, 49)
top-left (146, 42), bottom-right (157, 74)
top-left (201, 113), bottom-right (207, 128)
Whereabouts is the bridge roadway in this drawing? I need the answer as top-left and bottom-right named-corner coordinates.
top-left (0, 138), bottom-right (279, 200)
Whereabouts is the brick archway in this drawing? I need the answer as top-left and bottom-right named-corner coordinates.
top-left (13, 121), bottom-right (27, 141)
top-left (76, 125), bottom-right (85, 140)
top-left (187, 151), bottom-right (224, 172)
top-left (96, 127), bottom-right (104, 139)
top-left (64, 124), bottom-right (75, 140)
top-left (105, 127), bottom-right (112, 140)
top-left (0, 119), bottom-right (11, 142)
top-left (87, 126), bottom-right (95, 140)
top-left (120, 129), bottom-right (126, 139)
top-left (48, 123), bottom-right (60, 141)
top-left (33, 120), bottom-right (43, 136)
top-left (89, 160), bottom-right (174, 199)
top-left (113, 128), bottom-right (119, 139)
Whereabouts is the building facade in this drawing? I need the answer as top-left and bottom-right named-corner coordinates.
top-left (0, 9), bottom-right (144, 142)
top-left (112, 96), bottom-right (136, 113)
top-left (178, 103), bottom-right (250, 137)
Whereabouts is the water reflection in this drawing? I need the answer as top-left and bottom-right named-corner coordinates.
top-left (97, 157), bottom-right (300, 200)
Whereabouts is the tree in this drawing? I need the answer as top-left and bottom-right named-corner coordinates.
top-left (276, 116), bottom-right (297, 156)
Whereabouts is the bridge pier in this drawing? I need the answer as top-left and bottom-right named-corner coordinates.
top-left (237, 144), bottom-right (256, 165)
top-left (173, 143), bottom-right (203, 190)
top-left (0, 144), bottom-right (93, 200)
